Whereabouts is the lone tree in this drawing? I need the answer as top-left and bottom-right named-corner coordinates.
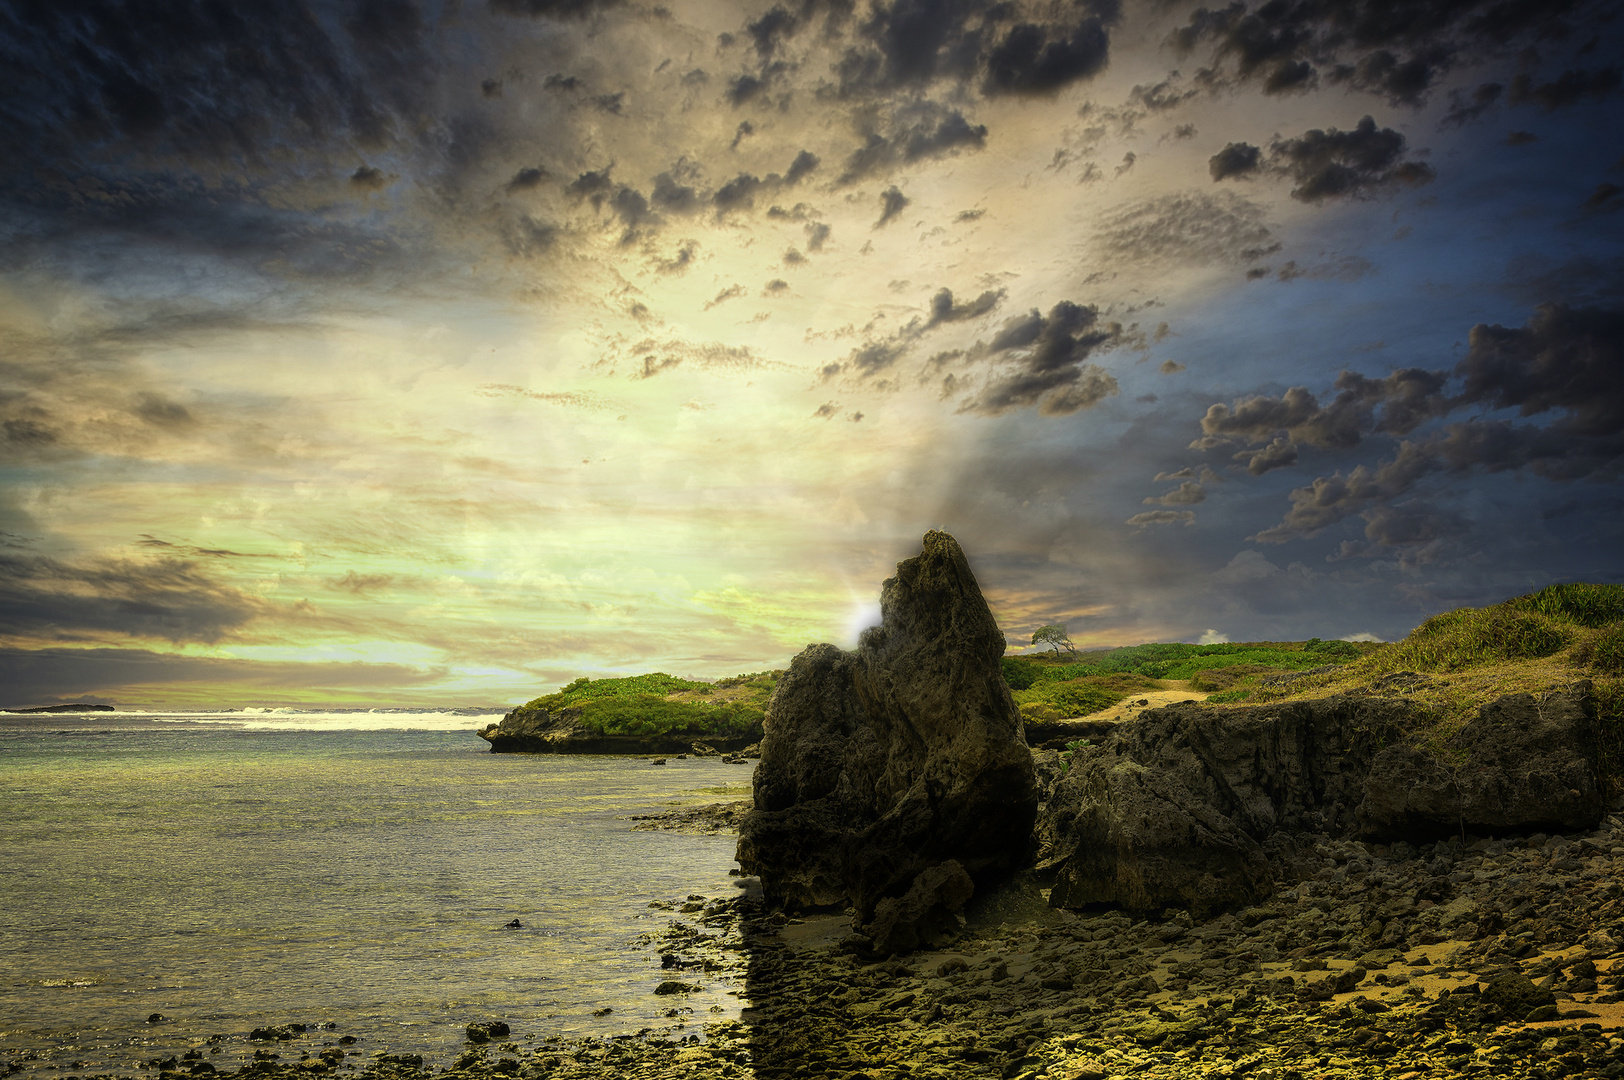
top-left (1032, 624), bottom-right (1075, 656)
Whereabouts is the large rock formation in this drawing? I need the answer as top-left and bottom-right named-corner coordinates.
top-left (477, 710), bottom-right (758, 755)
top-left (736, 530), bottom-right (1038, 935)
top-left (1035, 684), bottom-right (1603, 918)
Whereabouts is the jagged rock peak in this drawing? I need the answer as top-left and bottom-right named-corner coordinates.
top-left (736, 530), bottom-right (1037, 946)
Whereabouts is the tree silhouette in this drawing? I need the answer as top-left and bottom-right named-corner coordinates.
top-left (1032, 624), bottom-right (1075, 656)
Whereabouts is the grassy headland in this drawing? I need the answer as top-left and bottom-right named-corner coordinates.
top-left (1230, 583), bottom-right (1624, 792)
top-left (507, 670), bottom-right (781, 744)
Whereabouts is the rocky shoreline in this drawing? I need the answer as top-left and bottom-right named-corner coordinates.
top-left (26, 798), bottom-right (1621, 1080)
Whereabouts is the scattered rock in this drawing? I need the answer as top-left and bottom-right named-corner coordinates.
top-left (653, 980), bottom-right (696, 995)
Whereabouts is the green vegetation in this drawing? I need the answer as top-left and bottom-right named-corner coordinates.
top-left (572, 695), bottom-right (764, 741)
top-left (523, 673), bottom-right (710, 712)
top-left (1004, 638), bottom-right (1376, 719)
top-left (712, 671), bottom-right (783, 704)
top-left (1507, 582), bottom-right (1624, 627)
top-left (512, 669), bottom-right (784, 743)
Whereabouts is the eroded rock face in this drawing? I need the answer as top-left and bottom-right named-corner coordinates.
top-left (736, 531), bottom-right (1038, 927)
top-left (1356, 689), bottom-right (1602, 837)
top-left (1036, 686), bottom-right (1603, 918)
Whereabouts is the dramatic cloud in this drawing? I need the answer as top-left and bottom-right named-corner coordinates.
top-left (1167, 0), bottom-right (1591, 107)
top-left (958, 301), bottom-right (1124, 416)
top-left (875, 186), bottom-right (911, 228)
top-left (1193, 303), bottom-right (1624, 545)
top-left (2, 0), bottom-right (1619, 695)
top-left (0, 553), bottom-right (269, 644)
top-left (1509, 67), bottom-right (1623, 111)
top-left (831, 0), bottom-right (1119, 99)
top-left (839, 101), bottom-right (989, 183)
top-left (1211, 117), bottom-right (1435, 202)
top-left (1208, 142), bottom-right (1261, 180)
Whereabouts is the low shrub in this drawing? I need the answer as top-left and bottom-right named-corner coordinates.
top-left (1578, 622), bottom-right (1624, 675)
top-left (1381, 607), bottom-right (1569, 672)
top-left (1013, 678), bottom-right (1123, 719)
top-left (1509, 583), bottom-right (1624, 628)
top-left (1001, 656), bottom-right (1041, 690)
top-left (574, 695), bottom-right (764, 741)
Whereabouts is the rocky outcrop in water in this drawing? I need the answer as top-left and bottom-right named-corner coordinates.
top-left (1035, 685), bottom-right (1604, 918)
top-left (477, 710), bottom-right (758, 755)
top-left (736, 530), bottom-right (1038, 936)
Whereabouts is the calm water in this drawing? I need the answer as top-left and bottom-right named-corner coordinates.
top-left (0, 712), bottom-right (750, 1074)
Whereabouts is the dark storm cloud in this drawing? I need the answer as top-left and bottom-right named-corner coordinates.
top-left (488, 0), bottom-right (624, 18)
top-left (1455, 303), bottom-right (1624, 437)
top-left (1211, 117), bottom-right (1435, 203)
top-left (565, 166), bottom-right (660, 241)
top-left (958, 301), bottom-right (1124, 417)
top-left (926, 287), bottom-right (1004, 326)
top-left (804, 221), bottom-right (832, 251)
top-left (1208, 142), bottom-right (1261, 180)
top-left (1195, 368), bottom-right (1455, 467)
top-left (838, 101), bottom-right (988, 183)
top-left (651, 167), bottom-right (702, 214)
top-left (1508, 66), bottom-right (1623, 111)
top-left (0, 646), bottom-right (447, 707)
top-left (500, 215), bottom-right (558, 257)
top-left (1193, 303), bottom-right (1624, 545)
top-left (874, 186), bottom-right (911, 227)
top-left (350, 164), bottom-right (393, 190)
top-left (714, 173), bottom-right (765, 214)
top-left (784, 150), bottom-right (821, 185)
top-left (0, 0), bottom-right (437, 171)
top-left (1167, 0), bottom-right (1589, 108)
top-left (0, 553), bottom-right (269, 644)
top-left (824, 285), bottom-right (1005, 380)
top-left (1585, 183), bottom-right (1623, 211)
top-left (1326, 49), bottom-right (1450, 106)
top-left (829, 0), bottom-right (1119, 100)
top-left (1441, 81), bottom-right (1503, 127)
top-left (133, 393), bottom-right (195, 427)
top-left (982, 16), bottom-right (1112, 96)
top-left (506, 166), bottom-right (550, 192)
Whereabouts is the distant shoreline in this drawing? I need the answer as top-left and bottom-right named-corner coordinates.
top-left (1, 703), bottom-right (115, 713)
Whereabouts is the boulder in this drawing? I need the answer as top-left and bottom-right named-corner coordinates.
top-left (861, 860), bottom-right (976, 956)
top-left (736, 531), bottom-right (1038, 926)
top-left (1034, 685), bottom-right (1603, 918)
top-left (1479, 969), bottom-right (1555, 1018)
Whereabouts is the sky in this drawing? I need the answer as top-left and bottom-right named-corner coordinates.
top-left (2, 0), bottom-right (1622, 708)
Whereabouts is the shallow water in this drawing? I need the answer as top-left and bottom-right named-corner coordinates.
top-left (0, 714), bottom-right (749, 1074)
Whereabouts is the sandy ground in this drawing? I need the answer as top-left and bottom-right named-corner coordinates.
top-left (1085, 682), bottom-right (1210, 723)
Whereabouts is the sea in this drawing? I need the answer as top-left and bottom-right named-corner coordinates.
top-left (0, 709), bottom-right (751, 1076)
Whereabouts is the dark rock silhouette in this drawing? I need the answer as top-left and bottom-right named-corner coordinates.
top-left (477, 712), bottom-right (756, 755)
top-left (736, 530), bottom-right (1037, 941)
top-left (1035, 685), bottom-right (1603, 918)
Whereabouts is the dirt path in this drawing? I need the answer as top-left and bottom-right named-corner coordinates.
top-left (1085, 679), bottom-right (1210, 722)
